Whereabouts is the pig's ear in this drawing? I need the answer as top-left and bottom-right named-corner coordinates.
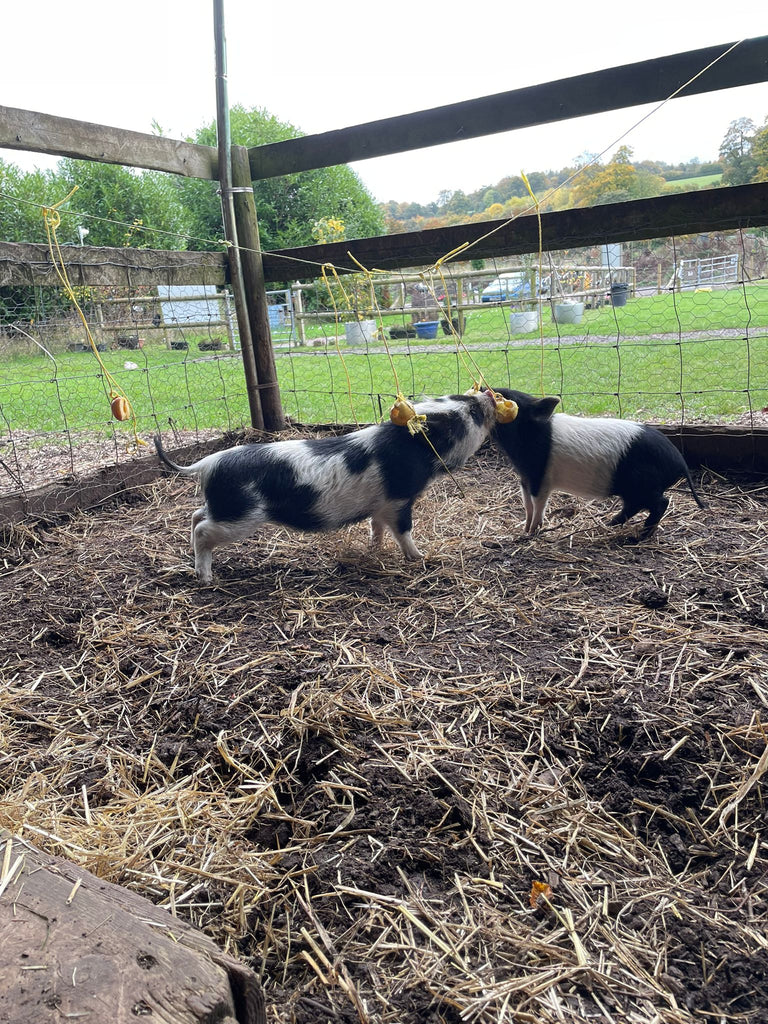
top-left (534, 396), bottom-right (560, 420)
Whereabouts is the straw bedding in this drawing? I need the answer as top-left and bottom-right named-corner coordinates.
top-left (1, 438), bottom-right (767, 1024)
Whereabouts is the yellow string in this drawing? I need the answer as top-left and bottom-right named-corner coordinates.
top-left (320, 263), bottom-right (360, 427)
top-left (42, 187), bottom-right (145, 449)
top-left (345, 251), bottom-right (404, 402)
top-left (520, 171), bottom-right (546, 397)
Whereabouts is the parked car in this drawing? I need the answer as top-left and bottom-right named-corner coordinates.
top-left (481, 272), bottom-right (548, 303)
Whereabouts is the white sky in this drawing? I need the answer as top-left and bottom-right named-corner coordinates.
top-left (2, 1), bottom-right (767, 205)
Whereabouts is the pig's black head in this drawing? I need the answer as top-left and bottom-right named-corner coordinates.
top-left (486, 387), bottom-right (560, 423)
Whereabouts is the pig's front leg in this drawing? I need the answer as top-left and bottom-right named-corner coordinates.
top-left (527, 491), bottom-right (550, 534)
top-left (520, 483), bottom-right (534, 533)
top-left (371, 502), bottom-right (424, 561)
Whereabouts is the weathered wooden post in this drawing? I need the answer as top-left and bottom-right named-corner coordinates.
top-left (230, 145), bottom-right (285, 430)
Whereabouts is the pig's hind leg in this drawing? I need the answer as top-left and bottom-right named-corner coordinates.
top-left (638, 494), bottom-right (670, 538)
top-left (609, 499), bottom-right (641, 528)
top-left (190, 505), bottom-right (207, 548)
top-left (191, 515), bottom-right (262, 584)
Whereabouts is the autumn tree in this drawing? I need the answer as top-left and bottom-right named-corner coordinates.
top-left (751, 118), bottom-right (768, 181)
top-left (570, 146), bottom-right (665, 206)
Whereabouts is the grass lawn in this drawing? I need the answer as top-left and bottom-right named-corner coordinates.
top-left (664, 173), bottom-right (723, 188)
top-left (1, 285), bottom-right (766, 438)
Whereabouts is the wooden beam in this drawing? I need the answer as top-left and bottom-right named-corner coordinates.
top-left (0, 105), bottom-right (218, 179)
top-left (260, 182), bottom-right (768, 282)
top-left (248, 36), bottom-right (768, 178)
top-left (3, 184), bottom-right (767, 293)
top-left (0, 828), bottom-right (266, 1024)
top-left (0, 241), bottom-right (228, 288)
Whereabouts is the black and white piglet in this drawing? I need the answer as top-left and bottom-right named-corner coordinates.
top-left (489, 387), bottom-right (705, 537)
top-left (154, 390), bottom-right (497, 583)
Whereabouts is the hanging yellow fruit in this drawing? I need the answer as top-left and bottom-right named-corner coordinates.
top-left (390, 398), bottom-right (416, 427)
top-left (493, 394), bottom-right (518, 423)
top-left (111, 395), bottom-right (132, 421)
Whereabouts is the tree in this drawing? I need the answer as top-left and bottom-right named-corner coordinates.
top-left (175, 105), bottom-right (384, 255)
top-left (570, 146), bottom-right (665, 207)
top-left (747, 117), bottom-right (768, 183)
top-left (719, 118), bottom-right (756, 160)
top-left (0, 160), bottom-right (62, 244)
top-left (719, 118), bottom-right (759, 186)
top-left (57, 159), bottom-right (192, 249)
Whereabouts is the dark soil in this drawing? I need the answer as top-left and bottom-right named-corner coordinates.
top-left (1, 443), bottom-right (767, 1024)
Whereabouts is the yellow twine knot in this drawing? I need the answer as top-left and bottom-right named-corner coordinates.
top-left (390, 396), bottom-right (428, 435)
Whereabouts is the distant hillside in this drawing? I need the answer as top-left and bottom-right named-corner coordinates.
top-left (381, 157), bottom-right (726, 234)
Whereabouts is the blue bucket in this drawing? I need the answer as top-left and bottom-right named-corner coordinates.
top-left (414, 320), bottom-right (439, 339)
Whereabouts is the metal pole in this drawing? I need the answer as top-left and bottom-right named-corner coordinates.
top-left (213, 0), bottom-right (264, 430)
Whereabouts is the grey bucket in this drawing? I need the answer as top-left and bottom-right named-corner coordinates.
top-left (509, 310), bottom-right (539, 334)
top-left (610, 283), bottom-right (629, 307)
top-left (553, 302), bottom-right (584, 325)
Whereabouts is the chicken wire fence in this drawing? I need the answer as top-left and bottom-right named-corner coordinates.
top-left (1, 227), bottom-right (767, 500)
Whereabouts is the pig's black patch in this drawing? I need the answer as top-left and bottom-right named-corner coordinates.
top-left (205, 449), bottom-right (322, 530)
top-left (375, 423), bottom-right (436, 500)
top-left (374, 403), bottom-right (474, 500)
top-left (611, 425), bottom-right (695, 511)
top-left (303, 435), bottom-right (373, 475)
top-left (490, 388), bottom-right (558, 497)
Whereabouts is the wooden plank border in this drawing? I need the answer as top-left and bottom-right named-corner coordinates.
top-left (0, 242), bottom-right (228, 288)
top-left (0, 106), bottom-right (218, 179)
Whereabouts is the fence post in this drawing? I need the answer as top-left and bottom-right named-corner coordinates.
top-left (292, 282), bottom-right (306, 346)
top-left (230, 144), bottom-right (286, 431)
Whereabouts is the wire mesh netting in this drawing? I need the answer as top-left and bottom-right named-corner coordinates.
top-left (1, 228), bottom-right (767, 499)
top-left (277, 229), bottom-right (768, 426)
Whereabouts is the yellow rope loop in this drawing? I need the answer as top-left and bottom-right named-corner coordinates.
top-left (42, 187), bottom-right (146, 450)
top-left (320, 263), bottom-right (359, 427)
top-left (42, 207), bottom-right (61, 232)
top-left (424, 241), bottom-right (471, 277)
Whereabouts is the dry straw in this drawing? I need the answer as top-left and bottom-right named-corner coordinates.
top-left (1, 444), bottom-right (767, 1022)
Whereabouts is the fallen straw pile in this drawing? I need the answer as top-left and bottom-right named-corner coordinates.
top-left (1, 443), bottom-right (767, 1023)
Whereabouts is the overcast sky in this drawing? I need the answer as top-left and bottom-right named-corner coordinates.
top-left (2, 1), bottom-right (767, 205)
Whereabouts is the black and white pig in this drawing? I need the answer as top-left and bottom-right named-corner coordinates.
top-left (154, 390), bottom-right (497, 583)
top-left (488, 387), bottom-right (705, 537)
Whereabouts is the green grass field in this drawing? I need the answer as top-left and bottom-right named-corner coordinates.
top-left (664, 173), bottom-right (723, 189)
top-left (1, 285), bottom-right (766, 438)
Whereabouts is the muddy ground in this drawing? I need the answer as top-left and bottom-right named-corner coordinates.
top-left (1, 441), bottom-right (767, 1023)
